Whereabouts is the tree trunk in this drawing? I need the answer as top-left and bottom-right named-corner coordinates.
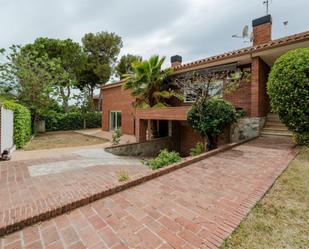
top-left (59, 86), bottom-right (70, 113)
top-left (206, 133), bottom-right (218, 150)
top-left (89, 87), bottom-right (95, 111)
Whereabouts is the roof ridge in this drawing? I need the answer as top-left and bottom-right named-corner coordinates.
top-left (174, 30), bottom-right (309, 72)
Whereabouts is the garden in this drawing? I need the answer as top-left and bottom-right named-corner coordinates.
top-left (0, 33), bottom-right (142, 149)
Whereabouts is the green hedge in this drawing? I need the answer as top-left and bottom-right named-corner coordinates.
top-left (45, 111), bottom-right (102, 131)
top-left (267, 48), bottom-right (309, 143)
top-left (3, 100), bottom-right (32, 148)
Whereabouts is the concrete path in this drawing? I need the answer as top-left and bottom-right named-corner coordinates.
top-left (0, 136), bottom-right (297, 249)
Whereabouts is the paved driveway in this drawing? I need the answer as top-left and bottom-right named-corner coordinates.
top-left (0, 146), bottom-right (150, 233)
top-left (0, 136), bottom-right (296, 249)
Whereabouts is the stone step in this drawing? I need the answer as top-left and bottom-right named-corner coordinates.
top-left (267, 113), bottom-right (278, 117)
top-left (264, 123), bottom-right (287, 128)
top-left (266, 117), bottom-right (281, 122)
top-left (261, 131), bottom-right (292, 137)
top-left (263, 127), bottom-right (289, 132)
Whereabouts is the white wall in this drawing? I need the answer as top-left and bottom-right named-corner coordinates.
top-left (0, 106), bottom-right (14, 154)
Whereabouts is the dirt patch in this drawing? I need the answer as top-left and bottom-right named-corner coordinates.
top-left (24, 131), bottom-right (109, 151)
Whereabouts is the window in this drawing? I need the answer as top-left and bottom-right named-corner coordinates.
top-left (209, 79), bottom-right (224, 97)
top-left (184, 87), bottom-right (197, 103)
top-left (110, 111), bottom-right (122, 130)
top-left (183, 79), bottom-right (224, 103)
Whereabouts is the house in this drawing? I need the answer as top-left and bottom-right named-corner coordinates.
top-left (93, 92), bottom-right (102, 112)
top-left (101, 14), bottom-right (309, 155)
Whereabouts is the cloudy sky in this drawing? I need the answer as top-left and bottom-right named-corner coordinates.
top-left (0, 0), bottom-right (308, 66)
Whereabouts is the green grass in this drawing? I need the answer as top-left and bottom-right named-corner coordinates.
top-left (221, 147), bottom-right (309, 249)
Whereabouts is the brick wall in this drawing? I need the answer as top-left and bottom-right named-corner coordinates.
top-left (224, 75), bottom-right (252, 116)
top-left (253, 22), bottom-right (272, 46)
top-left (179, 123), bottom-right (204, 156)
top-left (102, 84), bottom-right (136, 135)
top-left (251, 57), bottom-right (270, 117)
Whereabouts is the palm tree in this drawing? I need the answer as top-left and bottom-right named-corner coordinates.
top-left (122, 55), bottom-right (179, 108)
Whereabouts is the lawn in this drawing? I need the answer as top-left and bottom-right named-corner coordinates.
top-left (24, 131), bottom-right (109, 151)
top-left (221, 147), bottom-right (309, 249)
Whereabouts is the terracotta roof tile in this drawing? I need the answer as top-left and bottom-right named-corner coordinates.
top-left (174, 31), bottom-right (309, 72)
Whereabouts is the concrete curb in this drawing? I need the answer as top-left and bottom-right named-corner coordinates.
top-left (0, 137), bottom-right (257, 236)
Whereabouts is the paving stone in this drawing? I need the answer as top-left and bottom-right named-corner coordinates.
top-left (0, 137), bottom-right (296, 248)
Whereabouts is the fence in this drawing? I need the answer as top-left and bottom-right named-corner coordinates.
top-left (0, 105), bottom-right (14, 155)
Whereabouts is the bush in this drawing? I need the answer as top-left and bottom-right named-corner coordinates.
top-left (85, 112), bottom-right (102, 128)
top-left (3, 100), bottom-right (31, 148)
top-left (44, 111), bottom-right (101, 131)
top-left (144, 149), bottom-right (181, 170)
top-left (112, 128), bottom-right (122, 145)
top-left (293, 132), bottom-right (309, 146)
top-left (188, 98), bottom-right (237, 150)
top-left (267, 48), bottom-right (309, 139)
top-left (190, 142), bottom-right (205, 156)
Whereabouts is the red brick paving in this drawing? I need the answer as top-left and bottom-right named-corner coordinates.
top-left (0, 136), bottom-right (296, 248)
top-left (0, 155), bottom-right (150, 235)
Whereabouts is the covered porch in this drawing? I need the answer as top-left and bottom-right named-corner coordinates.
top-left (135, 106), bottom-right (205, 156)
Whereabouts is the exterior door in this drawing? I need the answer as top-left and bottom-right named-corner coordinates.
top-left (110, 111), bottom-right (122, 130)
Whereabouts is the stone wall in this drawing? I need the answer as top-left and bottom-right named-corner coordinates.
top-left (230, 117), bottom-right (265, 143)
top-left (105, 137), bottom-right (174, 157)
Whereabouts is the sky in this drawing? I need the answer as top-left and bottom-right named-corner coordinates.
top-left (0, 0), bottom-right (308, 68)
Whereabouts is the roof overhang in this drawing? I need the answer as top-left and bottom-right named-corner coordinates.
top-left (252, 39), bottom-right (309, 66)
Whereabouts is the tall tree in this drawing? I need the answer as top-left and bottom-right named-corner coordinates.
top-left (22, 38), bottom-right (85, 112)
top-left (4, 45), bottom-right (56, 122)
top-left (78, 32), bottom-right (123, 107)
top-left (115, 54), bottom-right (142, 79)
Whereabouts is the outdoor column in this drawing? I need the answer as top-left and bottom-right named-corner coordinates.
top-left (136, 119), bottom-right (147, 142)
top-left (251, 57), bottom-right (270, 117)
top-left (168, 120), bottom-right (172, 137)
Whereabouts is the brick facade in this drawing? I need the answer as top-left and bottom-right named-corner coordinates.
top-left (179, 123), bottom-right (204, 156)
top-left (224, 69), bottom-right (252, 116)
top-left (251, 57), bottom-right (270, 117)
top-left (101, 14), bottom-right (309, 155)
top-left (101, 84), bottom-right (136, 135)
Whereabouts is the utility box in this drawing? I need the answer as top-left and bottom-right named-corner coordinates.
top-left (0, 105), bottom-right (14, 156)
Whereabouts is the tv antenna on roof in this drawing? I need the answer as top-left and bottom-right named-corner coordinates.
top-left (283, 21), bottom-right (289, 34)
top-left (232, 25), bottom-right (253, 43)
top-left (263, 0), bottom-right (272, 15)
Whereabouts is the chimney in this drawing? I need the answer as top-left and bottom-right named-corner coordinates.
top-left (252, 15), bottom-right (272, 46)
top-left (171, 55), bottom-right (182, 67)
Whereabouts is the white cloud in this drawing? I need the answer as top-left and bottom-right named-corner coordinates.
top-left (0, 0), bottom-right (308, 67)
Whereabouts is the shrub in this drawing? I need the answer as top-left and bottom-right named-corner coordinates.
top-left (187, 98), bottom-right (237, 150)
top-left (44, 111), bottom-right (102, 131)
top-left (3, 100), bottom-right (31, 148)
top-left (267, 48), bottom-right (309, 142)
top-left (144, 149), bottom-right (181, 170)
top-left (293, 132), bottom-right (309, 146)
top-left (85, 112), bottom-right (102, 128)
top-left (190, 142), bottom-right (205, 156)
top-left (112, 128), bottom-right (122, 145)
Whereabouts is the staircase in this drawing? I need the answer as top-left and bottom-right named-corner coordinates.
top-left (261, 113), bottom-right (292, 137)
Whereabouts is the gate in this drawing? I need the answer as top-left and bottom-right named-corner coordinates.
top-left (0, 105), bottom-right (14, 155)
